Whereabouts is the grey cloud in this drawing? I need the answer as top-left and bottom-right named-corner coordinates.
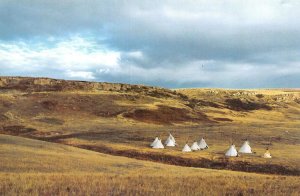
top-left (1, 0), bottom-right (300, 88)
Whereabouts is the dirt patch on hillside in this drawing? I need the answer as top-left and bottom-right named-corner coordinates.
top-left (34, 130), bottom-right (150, 143)
top-left (0, 114), bottom-right (9, 121)
top-left (41, 100), bottom-right (58, 110)
top-left (213, 117), bottom-right (233, 122)
top-left (123, 105), bottom-right (211, 124)
top-left (0, 100), bottom-right (13, 109)
top-left (23, 93), bottom-right (131, 118)
top-left (0, 126), bottom-right (37, 135)
top-left (36, 117), bottom-right (64, 125)
top-left (226, 99), bottom-right (272, 111)
top-left (186, 99), bottom-right (222, 109)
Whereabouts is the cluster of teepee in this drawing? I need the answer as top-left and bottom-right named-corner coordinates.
top-left (183, 138), bottom-right (209, 152)
top-left (150, 133), bottom-right (177, 149)
top-left (150, 133), bottom-right (209, 152)
top-left (225, 139), bottom-right (272, 158)
top-left (151, 135), bottom-right (272, 158)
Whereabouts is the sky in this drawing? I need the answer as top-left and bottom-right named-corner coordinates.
top-left (0, 0), bottom-right (300, 88)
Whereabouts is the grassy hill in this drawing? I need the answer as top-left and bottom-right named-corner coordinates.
top-left (1, 134), bottom-right (299, 195)
top-left (1, 76), bottom-right (299, 125)
top-left (0, 76), bottom-right (300, 194)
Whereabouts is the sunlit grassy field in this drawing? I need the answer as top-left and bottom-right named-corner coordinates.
top-left (1, 77), bottom-right (300, 195)
top-left (1, 88), bottom-right (299, 173)
top-left (1, 134), bottom-right (299, 195)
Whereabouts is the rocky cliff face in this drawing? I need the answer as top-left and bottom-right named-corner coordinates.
top-left (0, 77), bottom-right (144, 91)
top-left (0, 76), bottom-right (178, 96)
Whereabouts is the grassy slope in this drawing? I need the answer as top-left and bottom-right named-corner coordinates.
top-left (0, 77), bottom-right (300, 174)
top-left (1, 134), bottom-right (299, 195)
top-left (1, 77), bottom-right (300, 195)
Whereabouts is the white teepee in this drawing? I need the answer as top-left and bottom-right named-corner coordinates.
top-left (263, 149), bottom-right (272, 158)
top-left (198, 138), bottom-right (208, 150)
top-left (165, 133), bottom-right (176, 145)
top-left (150, 137), bottom-right (159, 147)
top-left (191, 142), bottom-right (200, 151)
top-left (152, 139), bottom-right (164, 149)
top-left (165, 138), bottom-right (176, 147)
top-left (182, 143), bottom-right (192, 152)
top-left (239, 140), bottom-right (252, 153)
top-left (225, 144), bottom-right (238, 157)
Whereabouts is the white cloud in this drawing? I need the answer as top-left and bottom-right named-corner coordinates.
top-left (0, 1), bottom-right (300, 87)
top-left (126, 51), bottom-right (143, 59)
top-left (0, 37), bottom-right (120, 80)
top-left (1, 35), bottom-right (299, 88)
top-left (65, 70), bottom-right (95, 80)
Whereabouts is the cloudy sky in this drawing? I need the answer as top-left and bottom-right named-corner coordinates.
top-left (0, 0), bottom-right (300, 88)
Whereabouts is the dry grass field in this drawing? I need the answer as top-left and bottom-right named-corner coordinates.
top-left (1, 134), bottom-right (299, 195)
top-left (0, 77), bottom-right (300, 195)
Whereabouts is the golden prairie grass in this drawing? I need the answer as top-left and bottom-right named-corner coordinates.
top-left (1, 134), bottom-right (300, 195)
top-left (1, 87), bottom-right (300, 194)
top-left (58, 119), bottom-right (300, 173)
top-left (1, 173), bottom-right (300, 196)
